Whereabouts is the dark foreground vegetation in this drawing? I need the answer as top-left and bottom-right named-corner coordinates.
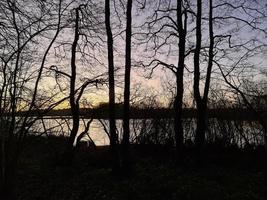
top-left (1, 0), bottom-right (266, 199)
top-left (14, 135), bottom-right (267, 200)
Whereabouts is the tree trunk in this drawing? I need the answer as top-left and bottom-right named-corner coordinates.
top-left (122, 0), bottom-right (133, 172)
top-left (195, 103), bottom-right (207, 149)
top-left (174, 91), bottom-right (183, 153)
top-left (174, 0), bottom-right (187, 158)
top-left (105, 0), bottom-right (120, 172)
top-left (194, 0), bottom-right (205, 149)
top-left (194, 0), bottom-right (214, 150)
top-left (65, 8), bottom-right (80, 161)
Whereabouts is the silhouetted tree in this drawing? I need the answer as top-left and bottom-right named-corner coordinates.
top-left (174, 0), bottom-right (187, 157)
top-left (0, 0), bottom-right (63, 198)
top-left (105, 0), bottom-right (120, 172)
top-left (192, 0), bottom-right (266, 150)
top-left (217, 63), bottom-right (267, 147)
top-left (193, 0), bottom-right (214, 149)
top-left (65, 6), bottom-right (81, 160)
top-left (137, 0), bottom-right (190, 158)
top-left (122, 0), bottom-right (133, 172)
top-left (48, 3), bottom-right (106, 160)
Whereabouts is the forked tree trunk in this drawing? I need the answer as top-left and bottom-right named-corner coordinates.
top-left (194, 0), bottom-right (214, 150)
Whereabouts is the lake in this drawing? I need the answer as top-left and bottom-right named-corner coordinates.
top-left (30, 117), bottom-right (266, 147)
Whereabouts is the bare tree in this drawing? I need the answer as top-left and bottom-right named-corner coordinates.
top-left (193, 0), bottom-right (214, 149)
top-left (0, 0), bottom-right (63, 198)
top-left (49, 3), bottom-right (106, 160)
top-left (191, 0), bottom-right (267, 150)
top-left (216, 62), bottom-right (267, 147)
top-left (173, 0), bottom-right (187, 157)
top-left (65, 6), bottom-right (81, 159)
top-left (105, 0), bottom-right (120, 171)
top-left (137, 0), bottom-right (190, 157)
top-left (122, 0), bottom-right (133, 171)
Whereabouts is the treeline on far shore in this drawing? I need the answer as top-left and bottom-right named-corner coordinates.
top-left (13, 104), bottom-right (267, 121)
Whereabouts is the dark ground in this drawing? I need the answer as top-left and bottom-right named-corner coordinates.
top-left (15, 136), bottom-right (267, 200)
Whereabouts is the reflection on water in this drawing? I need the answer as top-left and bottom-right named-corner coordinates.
top-left (30, 117), bottom-right (265, 147)
top-left (32, 118), bottom-right (111, 146)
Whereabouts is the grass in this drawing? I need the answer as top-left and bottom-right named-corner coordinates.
top-left (15, 136), bottom-right (267, 200)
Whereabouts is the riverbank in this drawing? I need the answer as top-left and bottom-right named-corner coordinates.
top-left (15, 136), bottom-right (267, 200)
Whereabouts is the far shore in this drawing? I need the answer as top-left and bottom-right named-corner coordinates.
top-left (9, 107), bottom-right (267, 121)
